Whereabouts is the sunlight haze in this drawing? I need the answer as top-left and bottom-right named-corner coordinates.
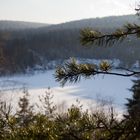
top-left (0, 0), bottom-right (138, 24)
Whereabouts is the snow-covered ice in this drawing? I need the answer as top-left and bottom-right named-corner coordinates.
top-left (0, 70), bottom-right (135, 114)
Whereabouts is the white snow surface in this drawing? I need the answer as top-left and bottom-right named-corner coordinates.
top-left (0, 70), bottom-right (135, 114)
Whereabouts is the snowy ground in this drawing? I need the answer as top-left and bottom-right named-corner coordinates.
top-left (0, 70), bottom-right (135, 115)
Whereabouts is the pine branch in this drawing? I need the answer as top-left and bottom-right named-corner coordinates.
top-left (55, 59), bottom-right (140, 86)
top-left (56, 23), bottom-right (140, 85)
top-left (55, 58), bottom-right (97, 86)
top-left (80, 24), bottom-right (140, 46)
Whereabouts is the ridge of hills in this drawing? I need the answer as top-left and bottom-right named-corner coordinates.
top-left (0, 14), bottom-right (140, 74)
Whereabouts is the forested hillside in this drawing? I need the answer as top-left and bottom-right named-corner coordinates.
top-left (0, 20), bottom-right (49, 31)
top-left (0, 15), bottom-right (140, 75)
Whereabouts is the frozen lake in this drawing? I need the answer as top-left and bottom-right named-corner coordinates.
top-left (0, 70), bottom-right (135, 113)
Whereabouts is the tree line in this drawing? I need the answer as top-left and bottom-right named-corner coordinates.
top-left (1, 15), bottom-right (140, 74)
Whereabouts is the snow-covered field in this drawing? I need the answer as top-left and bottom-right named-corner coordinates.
top-left (0, 70), bottom-right (135, 114)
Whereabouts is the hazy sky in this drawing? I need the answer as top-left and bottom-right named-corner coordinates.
top-left (0, 0), bottom-right (138, 24)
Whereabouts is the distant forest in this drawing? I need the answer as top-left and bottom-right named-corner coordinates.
top-left (0, 15), bottom-right (140, 75)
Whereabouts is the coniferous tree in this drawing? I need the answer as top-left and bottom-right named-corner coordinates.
top-left (124, 80), bottom-right (140, 139)
top-left (55, 4), bottom-right (140, 139)
top-left (17, 88), bottom-right (33, 127)
top-left (126, 80), bottom-right (140, 119)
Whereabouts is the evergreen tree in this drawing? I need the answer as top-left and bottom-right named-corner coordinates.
top-left (17, 88), bottom-right (33, 127)
top-left (55, 4), bottom-right (140, 140)
top-left (124, 79), bottom-right (140, 139)
top-left (126, 80), bottom-right (140, 119)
